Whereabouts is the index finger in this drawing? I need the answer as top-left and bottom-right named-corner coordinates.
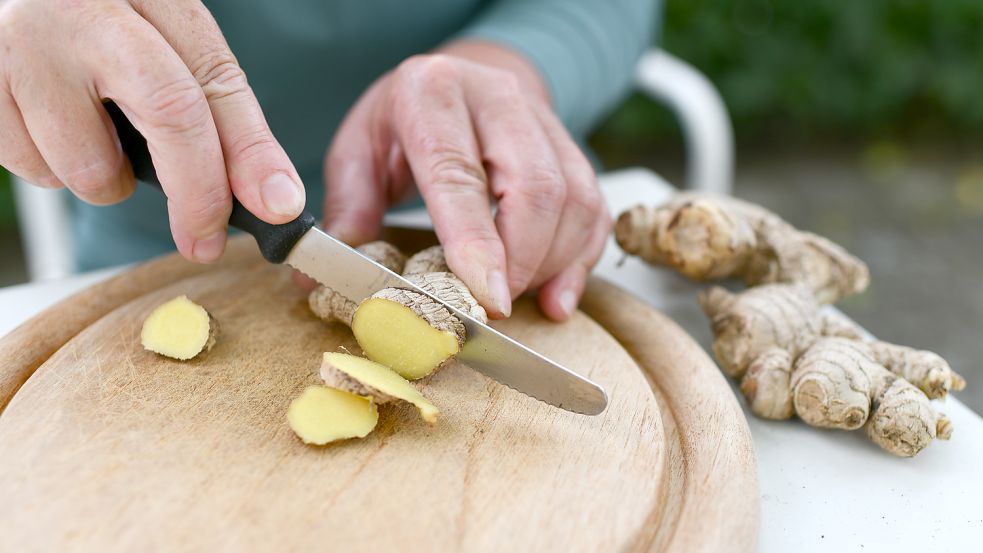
top-left (131, 0), bottom-right (305, 224)
top-left (391, 56), bottom-right (512, 318)
top-left (90, 8), bottom-right (230, 262)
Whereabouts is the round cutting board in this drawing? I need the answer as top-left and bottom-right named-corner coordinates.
top-left (0, 234), bottom-right (758, 553)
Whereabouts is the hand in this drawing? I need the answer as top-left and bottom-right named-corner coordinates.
top-left (323, 42), bottom-right (611, 321)
top-left (0, 0), bottom-right (304, 262)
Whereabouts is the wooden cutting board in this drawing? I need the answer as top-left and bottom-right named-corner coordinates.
top-left (0, 233), bottom-right (758, 553)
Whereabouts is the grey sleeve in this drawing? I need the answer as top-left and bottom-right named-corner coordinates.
top-left (459, 0), bottom-right (660, 137)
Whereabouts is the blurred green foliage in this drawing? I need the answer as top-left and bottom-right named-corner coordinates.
top-left (0, 168), bottom-right (14, 231)
top-left (597, 0), bottom-right (983, 147)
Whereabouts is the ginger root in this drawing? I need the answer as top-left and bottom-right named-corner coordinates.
top-left (309, 244), bottom-right (485, 380)
top-left (287, 385), bottom-right (379, 445)
top-left (141, 295), bottom-right (218, 360)
top-left (308, 241), bottom-right (407, 326)
top-left (618, 193), bottom-right (965, 457)
top-left (320, 352), bottom-right (439, 423)
top-left (701, 284), bottom-right (963, 456)
top-left (615, 193), bottom-right (870, 303)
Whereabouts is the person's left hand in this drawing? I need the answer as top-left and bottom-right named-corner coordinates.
top-left (321, 41), bottom-right (611, 322)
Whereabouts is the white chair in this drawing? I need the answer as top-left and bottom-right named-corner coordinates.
top-left (12, 50), bottom-right (734, 282)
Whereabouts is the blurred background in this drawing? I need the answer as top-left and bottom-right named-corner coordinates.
top-left (1, 0), bottom-right (980, 410)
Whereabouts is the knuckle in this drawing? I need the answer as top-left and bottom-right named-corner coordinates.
top-left (0, 0), bottom-right (42, 32)
top-left (507, 256), bottom-right (539, 288)
top-left (453, 234), bottom-right (503, 260)
top-left (180, 184), bottom-right (231, 226)
top-left (190, 51), bottom-right (249, 102)
top-left (225, 125), bottom-right (278, 162)
top-left (496, 71), bottom-right (522, 95)
top-left (145, 78), bottom-right (211, 135)
top-left (396, 54), bottom-right (458, 89)
top-left (426, 146), bottom-right (486, 190)
top-left (516, 163), bottom-right (566, 211)
top-left (17, 161), bottom-right (64, 189)
top-left (567, 174), bottom-right (604, 215)
top-left (34, 170), bottom-right (65, 189)
top-left (64, 160), bottom-right (124, 203)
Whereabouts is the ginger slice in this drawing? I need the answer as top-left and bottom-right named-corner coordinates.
top-left (321, 352), bottom-right (439, 423)
top-left (140, 295), bottom-right (218, 360)
top-left (351, 296), bottom-right (461, 380)
top-left (287, 385), bottom-right (379, 445)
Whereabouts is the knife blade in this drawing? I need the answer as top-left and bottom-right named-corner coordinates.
top-left (106, 101), bottom-right (608, 415)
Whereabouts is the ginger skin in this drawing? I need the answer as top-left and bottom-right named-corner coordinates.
top-left (309, 244), bottom-right (485, 380)
top-left (308, 241), bottom-right (407, 326)
top-left (141, 295), bottom-right (219, 360)
top-left (615, 193), bottom-right (870, 304)
top-left (701, 284), bottom-right (963, 457)
top-left (320, 352), bottom-right (439, 423)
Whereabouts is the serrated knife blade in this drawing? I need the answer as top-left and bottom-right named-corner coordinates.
top-left (286, 228), bottom-right (609, 415)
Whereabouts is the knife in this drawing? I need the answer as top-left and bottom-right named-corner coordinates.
top-left (105, 102), bottom-right (608, 415)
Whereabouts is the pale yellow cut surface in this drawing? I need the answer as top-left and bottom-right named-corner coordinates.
top-left (140, 295), bottom-right (212, 360)
top-left (286, 386), bottom-right (378, 445)
top-left (323, 352), bottom-right (440, 423)
top-left (352, 298), bottom-right (460, 380)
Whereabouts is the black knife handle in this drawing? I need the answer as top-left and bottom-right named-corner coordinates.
top-left (105, 101), bottom-right (315, 264)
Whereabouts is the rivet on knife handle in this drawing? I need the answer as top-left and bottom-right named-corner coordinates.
top-left (105, 101), bottom-right (315, 263)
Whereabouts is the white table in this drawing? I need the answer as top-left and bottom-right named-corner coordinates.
top-left (2, 169), bottom-right (981, 552)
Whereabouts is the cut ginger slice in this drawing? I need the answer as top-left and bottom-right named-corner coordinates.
top-left (141, 295), bottom-right (218, 360)
top-left (352, 297), bottom-right (460, 380)
top-left (321, 352), bottom-right (439, 424)
top-left (287, 385), bottom-right (379, 445)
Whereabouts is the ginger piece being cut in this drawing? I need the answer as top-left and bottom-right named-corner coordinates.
top-left (308, 241), bottom-right (407, 326)
top-left (287, 385), bottom-right (379, 445)
top-left (701, 284), bottom-right (963, 457)
top-left (354, 248), bottom-right (486, 379)
top-left (310, 244), bottom-right (485, 380)
top-left (615, 193), bottom-right (870, 303)
top-left (320, 352), bottom-right (439, 423)
top-left (141, 295), bottom-right (219, 360)
top-left (402, 245), bottom-right (450, 275)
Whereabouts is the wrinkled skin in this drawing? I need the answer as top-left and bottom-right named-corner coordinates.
top-left (1, 1), bottom-right (609, 321)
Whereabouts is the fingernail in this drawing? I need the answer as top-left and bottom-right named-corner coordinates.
top-left (558, 289), bottom-right (578, 317)
top-left (192, 231), bottom-right (226, 262)
top-left (261, 172), bottom-right (304, 217)
top-left (486, 269), bottom-right (512, 317)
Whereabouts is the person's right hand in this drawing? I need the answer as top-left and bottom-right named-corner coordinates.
top-left (0, 0), bottom-right (304, 262)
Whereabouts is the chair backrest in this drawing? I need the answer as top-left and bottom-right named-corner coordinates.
top-left (12, 179), bottom-right (74, 281)
top-left (635, 50), bottom-right (734, 195)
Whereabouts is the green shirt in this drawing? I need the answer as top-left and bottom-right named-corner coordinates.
top-left (72, 0), bottom-right (658, 270)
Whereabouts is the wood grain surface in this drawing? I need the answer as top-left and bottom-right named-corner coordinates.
top-left (0, 235), bottom-right (758, 552)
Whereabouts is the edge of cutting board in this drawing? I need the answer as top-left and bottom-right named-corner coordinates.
top-left (0, 234), bottom-right (759, 553)
top-left (581, 279), bottom-right (760, 552)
